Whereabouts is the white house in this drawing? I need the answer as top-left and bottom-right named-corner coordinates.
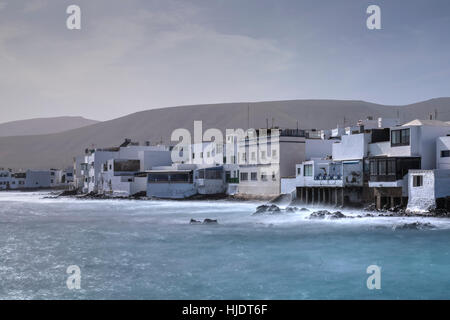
top-left (368, 120), bottom-right (450, 209)
top-left (292, 125), bottom-right (391, 206)
top-left (238, 128), bottom-right (306, 196)
top-left (80, 139), bottom-right (171, 194)
top-left (147, 164), bottom-right (197, 199)
top-left (10, 172), bottom-right (26, 189)
top-left (407, 169), bottom-right (450, 213)
top-left (406, 135), bottom-right (450, 213)
top-left (0, 168), bottom-right (12, 190)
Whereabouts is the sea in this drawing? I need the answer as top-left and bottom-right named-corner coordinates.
top-left (0, 191), bottom-right (449, 299)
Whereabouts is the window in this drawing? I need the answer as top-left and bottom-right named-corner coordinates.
top-left (413, 175), bottom-right (423, 187)
top-left (192, 153), bottom-right (195, 159)
top-left (387, 159), bottom-right (396, 175)
top-left (240, 172), bottom-right (248, 181)
top-left (304, 164), bottom-right (313, 176)
top-left (251, 152), bottom-right (256, 161)
top-left (297, 167), bottom-right (301, 175)
top-left (391, 128), bottom-right (410, 147)
top-left (272, 172), bottom-right (276, 181)
top-left (370, 160), bottom-right (377, 175)
top-left (261, 174), bottom-right (267, 181)
top-left (441, 150), bottom-right (450, 158)
top-left (242, 153), bottom-right (246, 161)
top-left (251, 172), bottom-right (258, 181)
top-left (378, 160), bottom-right (386, 175)
top-left (272, 149), bottom-right (277, 158)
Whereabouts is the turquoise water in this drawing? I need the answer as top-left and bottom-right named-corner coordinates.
top-left (0, 191), bottom-right (449, 299)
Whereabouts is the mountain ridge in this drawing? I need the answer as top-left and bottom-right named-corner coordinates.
top-left (0, 98), bottom-right (449, 170)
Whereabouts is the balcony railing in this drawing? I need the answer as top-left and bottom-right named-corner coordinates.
top-left (226, 177), bottom-right (239, 184)
top-left (314, 174), bottom-right (342, 181)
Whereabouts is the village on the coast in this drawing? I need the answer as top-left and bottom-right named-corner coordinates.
top-left (1, 115), bottom-right (450, 214)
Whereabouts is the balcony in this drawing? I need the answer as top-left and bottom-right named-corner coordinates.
top-left (226, 177), bottom-right (239, 184)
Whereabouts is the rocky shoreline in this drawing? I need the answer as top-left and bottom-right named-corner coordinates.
top-left (252, 203), bottom-right (450, 218)
top-left (48, 189), bottom-right (450, 218)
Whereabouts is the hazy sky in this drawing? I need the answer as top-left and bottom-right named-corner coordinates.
top-left (1, 0), bottom-right (449, 122)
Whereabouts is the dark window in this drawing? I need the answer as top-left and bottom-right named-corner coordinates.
top-left (441, 150), bottom-right (450, 158)
top-left (240, 172), bottom-right (248, 181)
top-left (251, 172), bottom-right (258, 181)
top-left (370, 160), bottom-right (377, 175)
top-left (413, 175), bottom-right (423, 187)
top-left (387, 159), bottom-right (396, 175)
top-left (261, 174), bottom-right (267, 181)
top-left (378, 160), bottom-right (387, 175)
top-left (297, 167), bottom-right (301, 175)
top-left (391, 128), bottom-right (410, 147)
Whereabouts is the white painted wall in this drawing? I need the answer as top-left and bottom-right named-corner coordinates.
top-left (437, 136), bottom-right (450, 169)
top-left (25, 170), bottom-right (52, 188)
top-left (305, 139), bottom-right (334, 160)
top-left (407, 169), bottom-right (450, 212)
top-left (332, 133), bottom-right (370, 160)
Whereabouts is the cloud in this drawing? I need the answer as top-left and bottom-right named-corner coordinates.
top-left (0, 1), bottom-right (7, 11)
top-left (0, 1), bottom-right (297, 121)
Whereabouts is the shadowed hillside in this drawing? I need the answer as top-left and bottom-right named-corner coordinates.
top-left (0, 98), bottom-right (449, 169)
top-left (0, 116), bottom-right (99, 137)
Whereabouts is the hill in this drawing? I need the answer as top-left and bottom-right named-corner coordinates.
top-left (0, 116), bottom-right (99, 137)
top-left (0, 98), bottom-right (449, 169)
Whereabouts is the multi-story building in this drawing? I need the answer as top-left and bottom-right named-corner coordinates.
top-left (368, 119), bottom-right (450, 209)
top-left (0, 168), bottom-right (12, 190)
top-left (293, 123), bottom-right (391, 206)
top-left (237, 128), bottom-right (306, 196)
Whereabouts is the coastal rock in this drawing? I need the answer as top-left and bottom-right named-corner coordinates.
top-left (189, 219), bottom-right (202, 225)
top-left (252, 204), bottom-right (281, 215)
top-left (189, 219), bottom-right (218, 225)
top-left (202, 219), bottom-right (218, 225)
top-left (392, 222), bottom-right (435, 231)
top-left (285, 206), bottom-right (298, 213)
top-left (309, 210), bottom-right (346, 219)
top-left (57, 189), bottom-right (78, 197)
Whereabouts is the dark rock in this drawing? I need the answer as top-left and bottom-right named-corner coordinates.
top-left (309, 210), bottom-right (346, 219)
top-left (203, 219), bottom-right (218, 225)
top-left (299, 207), bottom-right (310, 212)
top-left (57, 189), bottom-right (78, 197)
top-left (392, 222), bottom-right (435, 231)
top-left (189, 219), bottom-right (202, 225)
top-left (285, 206), bottom-right (298, 212)
top-left (253, 204), bottom-right (281, 215)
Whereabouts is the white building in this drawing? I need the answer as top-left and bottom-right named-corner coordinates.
top-left (368, 119), bottom-right (450, 209)
top-left (292, 125), bottom-right (391, 206)
top-left (407, 169), bottom-right (450, 212)
top-left (406, 135), bottom-right (450, 212)
top-left (147, 139), bottom-right (239, 199)
top-left (0, 168), bottom-right (12, 190)
top-left (80, 140), bottom-right (171, 194)
top-left (10, 172), bottom-right (26, 189)
top-left (238, 128), bottom-right (306, 196)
